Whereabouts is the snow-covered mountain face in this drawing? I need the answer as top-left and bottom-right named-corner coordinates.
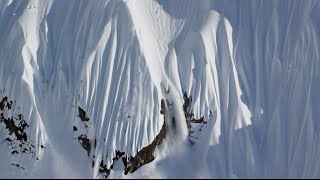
top-left (0, 0), bottom-right (319, 178)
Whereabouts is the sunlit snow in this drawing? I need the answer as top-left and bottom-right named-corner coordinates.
top-left (0, 0), bottom-right (319, 178)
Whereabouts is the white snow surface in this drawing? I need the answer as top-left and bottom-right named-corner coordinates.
top-left (0, 0), bottom-right (319, 178)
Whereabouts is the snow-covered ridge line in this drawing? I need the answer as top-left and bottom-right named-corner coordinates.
top-left (0, 0), bottom-right (320, 178)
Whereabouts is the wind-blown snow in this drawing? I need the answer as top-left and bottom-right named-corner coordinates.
top-left (0, 0), bottom-right (319, 178)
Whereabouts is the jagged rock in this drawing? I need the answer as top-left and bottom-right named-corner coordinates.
top-left (182, 91), bottom-right (206, 143)
top-left (78, 107), bottom-right (89, 122)
top-left (75, 107), bottom-right (94, 157)
top-left (125, 114), bottom-right (167, 174)
top-left (78, 135), bottom-right (91, 156)
top-left (99, 160), bottom-right (110, 178)
top-left (0, 96), bottom-right (36, 161)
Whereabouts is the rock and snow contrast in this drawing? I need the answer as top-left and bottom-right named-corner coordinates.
top-left (0, 0), bottom-right (320, 178)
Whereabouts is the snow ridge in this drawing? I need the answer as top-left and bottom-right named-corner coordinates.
top-left (0, 0), bottom-right (319, 178)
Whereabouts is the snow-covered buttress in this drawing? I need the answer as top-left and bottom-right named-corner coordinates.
top-left (0, 0), bottom-right (319, 178)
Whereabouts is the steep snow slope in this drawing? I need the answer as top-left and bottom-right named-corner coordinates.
top-left (0, 0), bottom-right (319, 178)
